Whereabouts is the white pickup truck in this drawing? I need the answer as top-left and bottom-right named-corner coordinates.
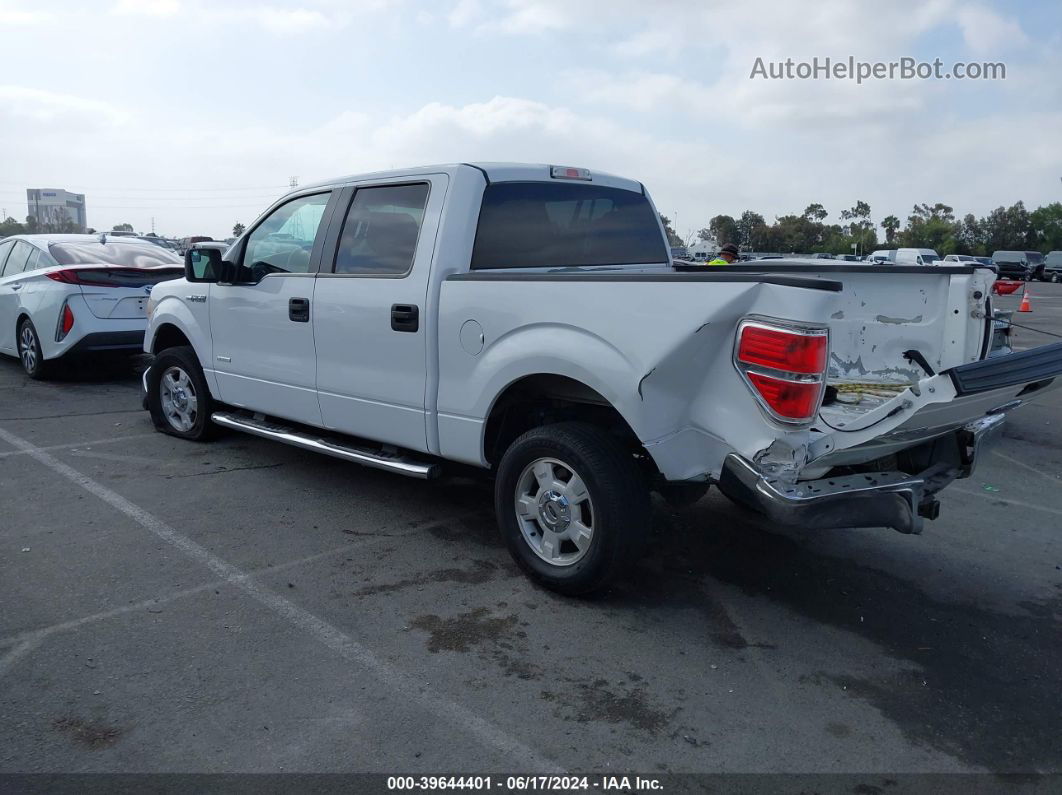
top-left (142, 163), bottom-right (1062, 594)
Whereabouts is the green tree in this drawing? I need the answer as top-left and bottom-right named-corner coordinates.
top-left (112, 222), bottom-right (134, 232)
top-left (0, 216), bottom-right (25, 237)
top-left (233, 222), bottom-right (246, 237)
top-left (802, 203), bottom-right (828, 222)
top-left (1029, 202), bottom-right (1062, 253)
top-left (881, 215), bottom-right (900, 244)
top-left (708, 214), bottom-right (740, 248)
top-left (737, 210), bottom-right (767, 250)
top-left (658, 214), bottom-right (683, 247)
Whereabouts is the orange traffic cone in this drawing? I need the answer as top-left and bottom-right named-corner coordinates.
top-left (1019, 286), bottom-right (1032, 313)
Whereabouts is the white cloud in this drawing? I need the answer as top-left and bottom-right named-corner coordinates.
top-left (568, 70), bottom-right (712, 113)
top-left (0, 1), bottom-right (53, 24)
top-left (956, 5), bottom-right (1028, 54)
top-left (111, 0), bottom-right (181, 17)
top-left (0, 86), bottom-right (129, 126)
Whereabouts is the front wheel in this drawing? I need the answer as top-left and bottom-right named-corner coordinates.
top-left (494, 422), bottom-right (650, 595)
top-left (147, 346), bottom-right (218, 440)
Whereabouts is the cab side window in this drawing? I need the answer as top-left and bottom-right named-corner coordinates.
top-left (333, 183), bottom-right (429, 276)
top-left (240, 192), bottom-right (331, 282)
top-left (0, 241), bottom-right (14, 275)
top-left (2, 241), bottom-right (32, 276)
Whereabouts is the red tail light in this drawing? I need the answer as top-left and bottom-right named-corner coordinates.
top-left (738, 324), bottom-right (828, 374)
top-left (46, 269), bottom-right (81, 284)
top-left (56, 303), bottom-right (75, 342)
top-left (746, 372), bottom-right (823, 421)
top-left (735, 319), bottom-right (829, 424)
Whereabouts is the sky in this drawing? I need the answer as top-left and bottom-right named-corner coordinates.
top-left (0, 0), bottom-right (1060, 240)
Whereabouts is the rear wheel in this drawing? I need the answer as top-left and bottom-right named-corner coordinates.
top-left (147, 346), bottom-right (218, 440)
top-left (17, 318), bottom-right (51, 380)
top-left (494, 422), bottom-right (650, 595)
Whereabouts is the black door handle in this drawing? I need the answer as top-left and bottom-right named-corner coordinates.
top-left (289, 297), bottom-right (310, 322)
top-left (391, 304), bottom-right (419, 332)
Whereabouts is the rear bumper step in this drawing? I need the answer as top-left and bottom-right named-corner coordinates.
top-left (948, 341), bottom-right (1062, 395)
top-left (210, 411), bottom-right (440, 479)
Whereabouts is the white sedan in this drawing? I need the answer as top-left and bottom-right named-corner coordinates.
top-left (0, 234), bottom-right (183, 378)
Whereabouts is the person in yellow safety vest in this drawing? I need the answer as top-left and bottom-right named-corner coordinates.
top-left (707, 243), bottom-right (740, 265)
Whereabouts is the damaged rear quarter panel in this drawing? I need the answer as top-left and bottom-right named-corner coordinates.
top-left (437, 277), bottom-right (838, 478)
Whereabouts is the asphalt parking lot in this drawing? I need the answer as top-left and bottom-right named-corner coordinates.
top-left (1, 283), bottom-right (1060, 779)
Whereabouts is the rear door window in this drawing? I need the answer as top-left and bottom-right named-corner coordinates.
top-left (0, 240), bottom-right (14, 274)
top-left (333, 183), bottom-right (429, 275)
top-left (471, 182), bottom-right (667, 270)
top-left (2, 241), bottom-right (32, 276)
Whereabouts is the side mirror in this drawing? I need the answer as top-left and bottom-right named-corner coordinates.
top-left (185, 247), bottom-right (222, 283)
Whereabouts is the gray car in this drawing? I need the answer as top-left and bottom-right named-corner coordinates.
top-left (1045, 251), bottom-right (1062, 283)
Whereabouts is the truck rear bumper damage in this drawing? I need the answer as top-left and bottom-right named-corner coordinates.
top-left (717, 413), bottom-right (1006, 535)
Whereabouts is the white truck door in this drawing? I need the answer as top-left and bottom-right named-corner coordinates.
top-left (312, 176), bottom-right (447, 452)
top-left (208, 191), bottom-right (336, 427)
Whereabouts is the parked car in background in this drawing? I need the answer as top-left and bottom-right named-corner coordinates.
top-left (943, 254), bottom-right (998, 274)
top-left (992, 250), bottom-right (1042, 281)
top-left (0, 234), bottom-right (182, 378)
top-left (137, 236), bottom-right (179, 251)
top-left (1045, 251), bottom-right (1062, 283)
top-left (866, 249), bottom-right (895, 263)
top-left (894, 248), bottom-right (940, 265)
top-left (177, 236), bottom-right (214, 255)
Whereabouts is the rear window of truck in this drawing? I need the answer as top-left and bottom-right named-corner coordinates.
top-left (470, 182), bottom-right (667, 270)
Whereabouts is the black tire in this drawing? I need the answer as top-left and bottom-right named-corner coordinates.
top-left (494, 422), bottom-right (650, 595)
top-left (147, 345), bottom-right (218, 440)
top-left (17, 317), bottom-right (52, 380)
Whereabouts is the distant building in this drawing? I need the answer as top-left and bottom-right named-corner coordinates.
top-left (26, 188), bottom-right (87, 232)
top-left (688, 237), bottom-right (718, 262)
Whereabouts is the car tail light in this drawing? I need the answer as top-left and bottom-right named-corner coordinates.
top-left (734, 319), bottom-right (829, 424)
top-left (56, 303), bottom-right (75, 342)
top-left (46, 269), bottom-right (82, 284)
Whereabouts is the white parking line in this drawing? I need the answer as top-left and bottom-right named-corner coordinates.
top-left (0, 433), bottom-right (156, 460)
top-left (991, 450), bottom-right (1062, 485)
top-left (0, 639), bottom-right (40, 679)
top-left (950, 486), bottom-right (1062, 518)
top-left (0, 540), bottom-right (375, 650)
top-left (0, 425), bottom-right (558, 772)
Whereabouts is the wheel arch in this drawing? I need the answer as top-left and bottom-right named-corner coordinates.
top-left (149, 322), bottom-right (193, 355)
top-left (481, 372), bottom-right (658, 479)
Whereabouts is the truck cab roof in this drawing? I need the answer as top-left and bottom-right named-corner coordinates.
top-left (299, 163), bottom-right (644, 195)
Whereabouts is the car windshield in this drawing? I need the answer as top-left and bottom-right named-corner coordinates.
top-left (49, 242), bottom-right (182, 267)
top-left (1025, 252), bottom-right (1044, 264)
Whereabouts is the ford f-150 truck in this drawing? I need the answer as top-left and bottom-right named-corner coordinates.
top-left (141, 163), bottom-right (1062, 594)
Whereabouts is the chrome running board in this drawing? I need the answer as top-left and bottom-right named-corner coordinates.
top-left (211, 411), bottom-right (440, 479)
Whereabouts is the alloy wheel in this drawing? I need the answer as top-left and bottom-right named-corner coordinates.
top-left (514, 457), bottom-right (595, 567)
top-left (159, 366), bottom-right (199, 433)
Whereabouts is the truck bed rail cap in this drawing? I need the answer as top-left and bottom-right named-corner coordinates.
top-left (447, 271), bottom-right (843, 292)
